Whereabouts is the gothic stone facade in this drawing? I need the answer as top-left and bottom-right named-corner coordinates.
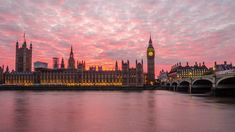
top-left (4, 42), bottom-right (144, 86)
top-left (15, 37), bottom-right (32, 72)
top-left (4, 60), bottom-right (144, 87)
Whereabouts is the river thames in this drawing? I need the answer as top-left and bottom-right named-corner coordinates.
top-left (0, 90), bottom-right (235, 132)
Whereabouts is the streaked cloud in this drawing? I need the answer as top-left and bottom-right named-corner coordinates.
top-left (0, 0), bottom-right (234, 75)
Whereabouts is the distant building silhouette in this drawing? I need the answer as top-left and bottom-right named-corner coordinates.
top-left (168, 62), bottom-right (209, 79)
top-left (34, 61), bottom-right (48, 70)
top-left (214, 61), bottom-right (234, 72)
top-left (61, 58), bottom-right (65, 69)
top-left (213, 61), bottom-right (235, 75)
top-left (53, 57), bottom-right (59, 69)
top-left (158, 69), bottom-right (168, 82)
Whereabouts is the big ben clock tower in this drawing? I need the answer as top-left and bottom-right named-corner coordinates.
top-left (147, 35), bottom-right (155, 85)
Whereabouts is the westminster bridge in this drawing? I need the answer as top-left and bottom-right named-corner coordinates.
top-left (162, 70), bottom-right (235, 96)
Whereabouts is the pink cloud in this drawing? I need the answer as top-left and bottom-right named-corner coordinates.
top-left (0, 0), bottom-right (235, 76)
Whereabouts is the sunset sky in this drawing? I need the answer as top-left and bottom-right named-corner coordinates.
top-left (0, 0), bottom-right (234, 76)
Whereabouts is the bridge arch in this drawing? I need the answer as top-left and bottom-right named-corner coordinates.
top-left (192, 78), bottom-right (213, 85)
top-left (166, 83), bottom-right (171, 86)
top-left (192, 79), bottom-right (213, 93)
top-left (161, 82), bottom-right (165, 86)
top-left (178, 81), bottom-right (190, 92)
top-left (216, 76), bottom-right (235, 88)
top-left (171, 81), bottom-right (178, 86)
top-left (179, 80), bottom-right (190, 86)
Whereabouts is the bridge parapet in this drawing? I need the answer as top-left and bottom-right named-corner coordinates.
top-left (216, 72), bottom-right (235, 78)
top-left (165, 71), bottom-right (235, 94)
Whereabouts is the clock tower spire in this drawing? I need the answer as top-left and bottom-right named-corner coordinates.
top-left (68, 46), bottom-right (75, 69)
top-left (147, 34), bottom-right (155, 85)
top-left (149, 33), bottom-right (152, 44)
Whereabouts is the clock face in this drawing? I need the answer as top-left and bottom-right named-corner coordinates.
top-left (148, 51), bottom-right (153, 56)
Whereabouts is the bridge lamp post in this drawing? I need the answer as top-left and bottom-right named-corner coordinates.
top-left (189, 72), bottom-right (192, 94)
top-left (212, 72), bottom-right (217, 96)
top-left (176, 75), bottom-right (180, 91)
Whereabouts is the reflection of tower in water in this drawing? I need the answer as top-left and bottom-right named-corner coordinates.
top-left (146, 91), bottom-right (157, 131)
top-left (13, 92), bottom-right (30, 131)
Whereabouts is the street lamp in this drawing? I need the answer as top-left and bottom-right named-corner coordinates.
top-left (189, 72), bottom-right (192, 94)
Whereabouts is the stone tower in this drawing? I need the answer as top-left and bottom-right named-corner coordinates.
top-left (15, 33), bottom-right (32, 72)
top-left (61, 58), bottom-right (65, 69)
top-left (146, 34), bottom-right (155, 85)
top-left (115, 60), bottom-right (118, 71)
top-left (136, 59), bottom-right (144, 86)
top-left (122, 60), bottom-right (130, 86)
top-left (68, 46), bottom-right (75, 69)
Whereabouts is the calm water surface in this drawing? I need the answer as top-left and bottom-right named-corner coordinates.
top-left (0, 90), bottom-right (235, 132)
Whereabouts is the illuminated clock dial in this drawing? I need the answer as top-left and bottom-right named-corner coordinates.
top-left (148, 51), bottom-right (153, 56)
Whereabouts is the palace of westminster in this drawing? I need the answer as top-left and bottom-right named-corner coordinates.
top-left (1, 34), bottom-right (225, 87)
top-left (0, 34), bottom-right (156, 86)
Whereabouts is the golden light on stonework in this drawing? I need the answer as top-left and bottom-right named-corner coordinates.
top-left (189, 72), bottom-right (192, 77)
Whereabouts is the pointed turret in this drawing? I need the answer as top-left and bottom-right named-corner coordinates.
top-left (115, 61), bottom-right (118, 71)
top-left (24, 32), bottom-right (26, 42)
top-left (61, 58), bottom-right (65, 69)
top-left (68, 45), bottom-right (75, 69)
top-left (149, 33), bottom-right (152, 44)
top-left (5, 66), bottom-right (9, 73)
top-left (22, 32), bottom-right (27, 48)
top-left (70, 46), bottom-right (74, 57)
top-left (195, 62), bottom-right (198, 67)
top-left (83, 61), bottom-right (86, 70)
top-left (16, 40), bottom-right (19, 49)
top-left (30, 41), bottom-right (32, 49)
